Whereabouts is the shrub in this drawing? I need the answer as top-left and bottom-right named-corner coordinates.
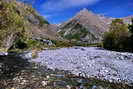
top-left (31, 49), bottom-right (38, 59)
top-left (14, 38), bottom-right (27, 49)
top-left (26, 39), bottom-right (45, 49)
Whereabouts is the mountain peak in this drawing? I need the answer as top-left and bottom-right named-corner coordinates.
top-left (80, 8), bottom-right (89, 12)
top-left (76, 8), bottom-right (95, 18)
top-left (59, 8), bottom-right (112, 43)
top-left (78, 8), bottom-right (90, 14)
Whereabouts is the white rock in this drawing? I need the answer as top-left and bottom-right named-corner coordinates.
top-left (41, 81), bottom-right (48, 86)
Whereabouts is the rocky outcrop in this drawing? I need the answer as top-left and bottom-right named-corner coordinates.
top-left (59, 8), bottom-right (112, 44)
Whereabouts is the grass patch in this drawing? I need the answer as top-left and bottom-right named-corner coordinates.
top-left (31, 49), bottom-right (38, 59)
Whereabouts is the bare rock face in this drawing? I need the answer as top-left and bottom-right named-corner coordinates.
top-left (47, 24), bottom-right (59, 36)
top-left (59, 8), bottom-right (112, 44)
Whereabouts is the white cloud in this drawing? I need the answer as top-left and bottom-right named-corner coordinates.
top-left (44, 14), bottom-right (55, 19)
top-left (43, 0), bottom-right (101, 11)
top-left (42, 13), bottom-right (60, 19)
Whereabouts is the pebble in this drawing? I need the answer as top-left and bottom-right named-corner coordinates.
top-left (54, 81), bottom-right (67, 87)
top-left (0, 52), bottom-right (8, 56)
top-left (41, 81), bottom-right (48, 86)
top-left (11, 88), bottom-right (15, 89)
top-left (92, 85), bottom-right (97, 89)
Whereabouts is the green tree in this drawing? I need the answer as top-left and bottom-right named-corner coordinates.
top-left (128, 18), bottom-right (133, 34)
top-left (127, 18), bottom-right (133, 51)
top-left (103, 19), bottom-right (129, 51)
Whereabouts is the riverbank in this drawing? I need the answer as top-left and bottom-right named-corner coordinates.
top-left (0, 55), bottom-right (132, 89)
top-left (0, 47), bottom-right (133, 89)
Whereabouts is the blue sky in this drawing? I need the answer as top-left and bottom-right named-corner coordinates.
top-left (21, 0), bottom-right (133, 24)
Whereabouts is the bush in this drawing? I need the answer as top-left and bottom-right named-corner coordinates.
top-left (31, 49), bottom-right (38, 59)
top-left (26, 39), bottom-right (45, 49)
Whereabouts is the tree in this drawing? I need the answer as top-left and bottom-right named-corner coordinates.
top-left (128, 18), bottom-right (133, 34)
top-left (127, 18), bottom-right (133, 51)
top-left (103, 19), bottom-right (129, 51)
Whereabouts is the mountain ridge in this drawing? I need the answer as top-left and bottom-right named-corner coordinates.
top-left (58, 8), bottom-right (133, 44)
top-left (59, 8), bottom-right (111, 43)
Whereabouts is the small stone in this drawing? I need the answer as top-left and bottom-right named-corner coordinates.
top-left (98, 86), bottom-right (104, 89)
top-left (109, 79), bottom-right (113, 83)
top-left (81, 48), bottom-right (85, 51)
top-left (0, 63), bottom-right (3, 68)
top-left (46, 75), bottom-right (50, 79)
top-left (54, 81), bottom-right (67, 87)
top-left (66, 85), bottom-right (71, 89)
top-left (77, 79), bottom-right (88, 84)
top-left (52, 74), bottom-right (65, 78)
top-left (20, 80), bottom-right (28, 85)
top-left (92, 85), bottom-right (97, 89)
top-left (0, 52), bottom-right (8, 56)
top-left (41, 81), bottom-right (48, 86)
top-left (11, 88), bottom-right (15, 89)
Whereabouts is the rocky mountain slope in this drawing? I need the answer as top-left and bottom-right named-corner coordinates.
top-left (59, 8), bottom-right (133, 44)
top-left (0, 0), bottom-right (58, 51)
top-left (59, 8), bottom-right (112, 44)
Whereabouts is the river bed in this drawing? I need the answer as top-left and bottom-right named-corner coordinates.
top-left (26, 47), bottom-right (133, 85)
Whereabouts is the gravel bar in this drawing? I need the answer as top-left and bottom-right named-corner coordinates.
top-left (25, 47), bottom-right (133, 85)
